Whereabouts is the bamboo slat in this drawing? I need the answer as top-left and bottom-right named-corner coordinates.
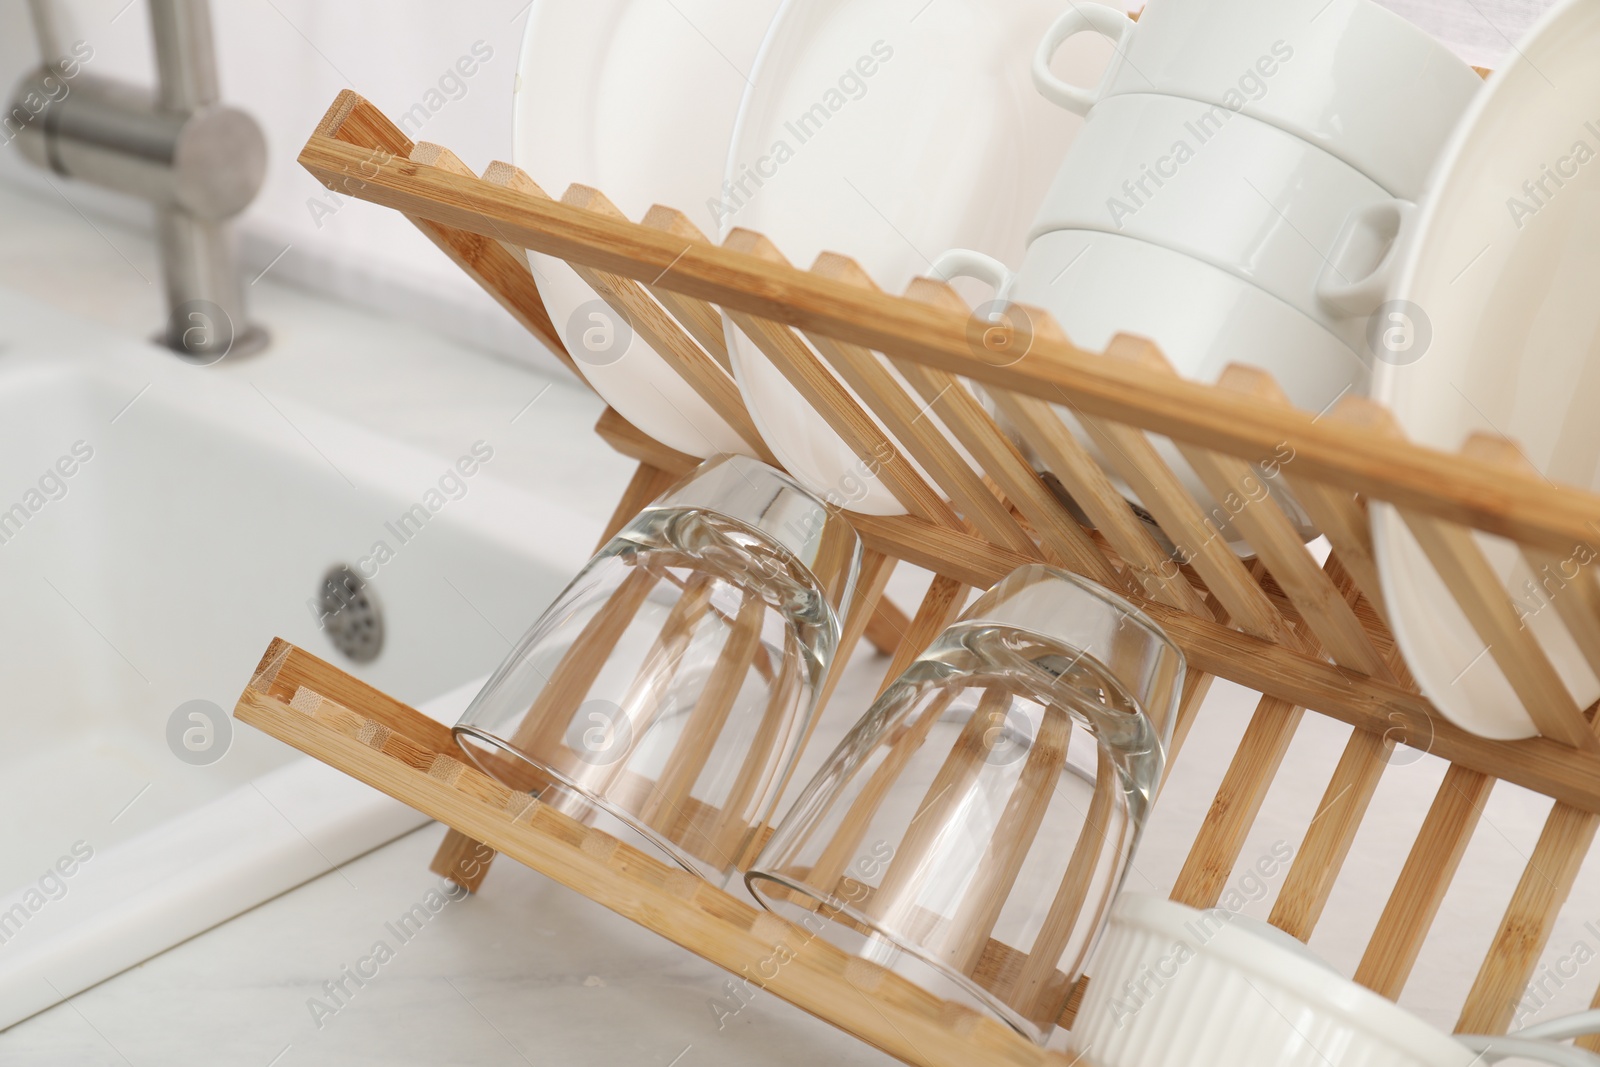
top-left (878, 576), bottom-right (969, 698)
top-left (638, 206), bottom-right (735, 372)
top-left (556, 184), bottom-right (777, 464)
top-left (720, 232), bottom-right (958, 524)
top-left (1169, 695), bottom-right (1305, 908)
top-left (989, 385), bottom-right (1210, 617)
top-left (1179, 367), bottom-right (1391, 679)
top-left (1355, 764), bottom-right (1496, 998)
top-left (942, 706), bottom-right (1073, 975)
top-left (1266, 563), bottom-right (1400, 941)
top-left (808, 254), bottom-right (1040, 556)
top-left (894, 280), bottom-right (1126, 591)
top-left (1268, 728), bottom-right (1393, 940)
top-left (1401, 510), bottom-right (1599, 753)
top-left (311, 102), bottom-right (570, 366)
top-left (1072, 342), bottom-right (1294, 644)
top-left (869, 688), bottom-right (1012, 927)
top-left (1457, 801), bottom-right (1600, 1034)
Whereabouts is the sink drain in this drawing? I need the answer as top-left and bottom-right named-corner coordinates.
top-left (318, 564), bottom-right (384, 664)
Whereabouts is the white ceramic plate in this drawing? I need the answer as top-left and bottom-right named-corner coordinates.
top-left (513, 0), bottom-right (781, 458)
top-left (1372, 0), bottom-right (1600, 739)
top-left (721, 0), bottom-right (1110, 515)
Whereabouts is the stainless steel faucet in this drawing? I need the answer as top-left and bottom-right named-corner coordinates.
top-left (11, 0), bottom-right (269, 360)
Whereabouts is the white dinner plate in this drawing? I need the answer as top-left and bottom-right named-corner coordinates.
top-left (1372, 0), bottom-right (1600, 739)
top-left (513, 0), bottom-right (781, 458)
top-left (721, 0), bottom-right (1112, 515)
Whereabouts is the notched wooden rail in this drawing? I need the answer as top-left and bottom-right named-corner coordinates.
top-left (237, 640), bottom-right (1084, 1067)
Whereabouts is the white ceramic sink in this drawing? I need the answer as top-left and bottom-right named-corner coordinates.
top-left (0, 290), bottom-right (591, 1027)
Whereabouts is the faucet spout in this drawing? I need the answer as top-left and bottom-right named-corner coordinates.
top-left (11, 0), bottom-right (270, 361)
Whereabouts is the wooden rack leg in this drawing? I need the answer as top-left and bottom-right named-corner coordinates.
top-left (1268, 727), bottom-right (1393, 940)
top-left (1457, 799), bottom-right (1600, 1034)
top-left (1354, 764), bottom-right (1495, 997)
top-left (1169, 695), bottom-right (1304, 909)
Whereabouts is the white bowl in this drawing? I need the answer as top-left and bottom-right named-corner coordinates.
top-left (1028, 92), bottom-right (1394, 357)
top-left (1069, 895), bottom-right (1476, 1067)
top-left (513, 0), bottom-right (780, 458)
top-left (1006, 228), bottom-right (1369, 547)
top-left (1032, 0), bottom-right (1483, 200)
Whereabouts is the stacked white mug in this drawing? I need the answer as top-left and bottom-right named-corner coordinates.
top-left (942, 0), bottom-right (1482, 548)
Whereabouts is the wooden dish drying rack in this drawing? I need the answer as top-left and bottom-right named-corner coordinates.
top-left (234, 89), bottom-right (1600, 1066)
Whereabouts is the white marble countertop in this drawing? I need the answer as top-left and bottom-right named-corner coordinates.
top-left (2, 820), bottom-right (905, 1067)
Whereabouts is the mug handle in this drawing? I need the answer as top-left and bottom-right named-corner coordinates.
top-left (931, 248), bottom-right (1016, 301)
top-left (1315, 198), bottom-right (1416, 318)
top-left (932, 249), bottom-right (1035, 369)
top-left (1032, 4), bottom-right (1137, 115)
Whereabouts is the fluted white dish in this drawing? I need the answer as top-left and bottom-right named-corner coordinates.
top-left (1069, 895), bottom-right (1476, 1067)
top-left (513, 0), bottom-right (781, 458)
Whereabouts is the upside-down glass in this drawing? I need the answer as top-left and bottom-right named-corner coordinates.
top-left (746, 565), bottom-right (1184, 1043)
top-left (453, 455), bottom-right (860, 884)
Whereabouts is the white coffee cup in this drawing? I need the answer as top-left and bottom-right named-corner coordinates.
top-left (1026, 92), bottom-right (1401, 356)
top-left (1032, 0), bottom-right (1483, 200)
top-left (935, 231), bottom-right (1368, 548)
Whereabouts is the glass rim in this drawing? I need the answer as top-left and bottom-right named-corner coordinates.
top-left (743, 867), bottom-right (1047, 1043)
top-left (960, 564), bottom-right (1182, 663)
top-left (958, 564), bottom-right (1186, 736)
top-left (642, 454), bottom-right (862, 581)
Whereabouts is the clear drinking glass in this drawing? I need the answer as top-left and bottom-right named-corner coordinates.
top-left (454, 455), bottom-right (860, 884)
top-left (745, 565), bottom-right (1184, 1043)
